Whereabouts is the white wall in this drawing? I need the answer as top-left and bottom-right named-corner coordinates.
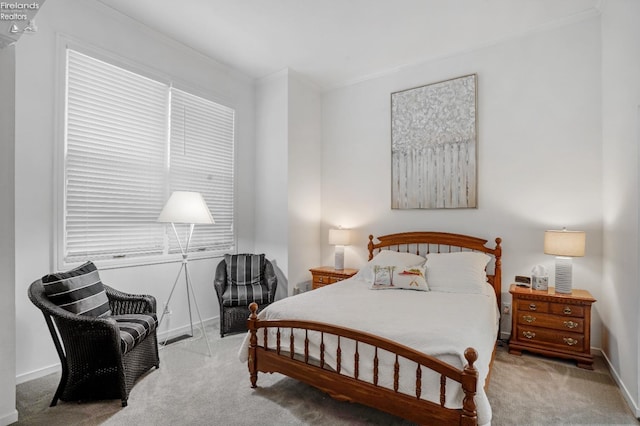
top-left (255, 69), bottom-right (323, 296)
top-left (0, 45), bottom-right (18, 426)
top-left (601, 0), bottom-right (640, 415)
top-left (321, 16), bottom-right (603, 343)
top-left (255, 70), bottom-right (290, 298)
top-left (288, 73), bottom-right (322, 293)
top-left (14, 0), bottom-right (256, 382)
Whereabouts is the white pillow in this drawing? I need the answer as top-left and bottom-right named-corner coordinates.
top-left (370, 264), bottom-right (429, 291)
top-left (426, 252), bottom-right (491, 294)
top-left (355, 250), bottom-right (426, 283)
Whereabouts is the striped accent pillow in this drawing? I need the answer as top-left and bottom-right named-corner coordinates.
top-left (225, 254), bottom-right (265, 287)
top-left (42, 261), bottom-right (112, 318)
top-left (113, 314), bottom-right (157, 354)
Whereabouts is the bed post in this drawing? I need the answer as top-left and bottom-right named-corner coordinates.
top-left (248, 302), bottom-right (259, 388)
top-left (368, 235), bottom-right (375, 260)
top-left (494, 238), bottom-right (502, 309)
top-left (460, 348), bottom-right (478, 426)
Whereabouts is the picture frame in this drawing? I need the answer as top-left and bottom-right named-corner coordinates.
top-left (391, 74), bottom-right (478, 209)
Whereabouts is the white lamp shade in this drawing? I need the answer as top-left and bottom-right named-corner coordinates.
top-left (329, 229), bottom-right (351, 246)
top-left (544, 229), bottom-right (585, 257)
top-left (158, 191), bottom-right (215, 224)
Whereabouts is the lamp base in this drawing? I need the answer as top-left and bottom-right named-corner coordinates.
top-left (334, 245), bottom-right (345, 270)
top-left (554, 256), bottom-right (573, 294)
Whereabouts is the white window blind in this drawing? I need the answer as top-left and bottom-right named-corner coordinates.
top-left (63, 48), bottom-right (235, 265)
top-left (169, 89), bottom-right (235, 254)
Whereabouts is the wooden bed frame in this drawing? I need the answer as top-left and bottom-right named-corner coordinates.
top-left (247, 232), bottom-right (502, 426)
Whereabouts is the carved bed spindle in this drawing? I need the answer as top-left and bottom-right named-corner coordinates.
top-left (373, 347), bottom-right (379, 385)
top-left (416, 365), bottom-right (422, 399)
top-left (354, 342), bottom-right (360, 380)
top-left (304, 330), bottom-right (309, 363)
top-left (320, 333), bottom-right (325, 368)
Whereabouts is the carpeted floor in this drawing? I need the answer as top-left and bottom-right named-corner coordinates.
top-left (14, 321), bottom-right (639, 425)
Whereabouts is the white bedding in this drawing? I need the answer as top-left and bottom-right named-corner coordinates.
top-left (239, 276), bottom-right (499, 425)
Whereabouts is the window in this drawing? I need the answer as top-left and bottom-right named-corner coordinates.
top-left (63, 49), bottom-right (235, 266)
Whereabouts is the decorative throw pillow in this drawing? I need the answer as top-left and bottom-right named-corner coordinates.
top-left (355, 250), bottom-right (426, 283)
top-left (425, 252), bottom-right (491, 294)
top-left (41, 261), bottom-right (111, 317)
top-left (225, 253), bottom-right (265, 286)
top-left (370, 264), bottom-right (429, 291)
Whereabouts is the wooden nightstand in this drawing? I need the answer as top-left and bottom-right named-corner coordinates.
top-left (508, 284), bottom-right (596, 369)
top-left (309, 266), bottom-right (358, 290)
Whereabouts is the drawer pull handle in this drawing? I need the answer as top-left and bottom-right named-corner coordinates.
top-left (528, 303), bottom-right (537, 311)
top-left (523, 315), bottom-right (536, 323)
top-left (523, 331), bottom-right (536, 339)
top-left (563, 337), bottom-right (578, 346)
top-left (563, 307), bottom-right (572, 315)
top-left (318, 277), bottom-right (324, 282)
top-left (563, 320), bottom-right (579, 329)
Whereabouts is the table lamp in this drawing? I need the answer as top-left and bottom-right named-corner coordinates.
top-left (329, 228), bottom-right (351, 270)
top-left (544, 228), bottom-right (586, 294)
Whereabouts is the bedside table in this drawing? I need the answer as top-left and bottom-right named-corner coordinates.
top-left (309, 266), bottom-right (358, 290)
top-left (508, 284), bottom-right (596, 369)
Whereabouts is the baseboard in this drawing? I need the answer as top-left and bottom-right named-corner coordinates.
top-left (597, 347), bottom-right (640, 418)
top-left (0, 409), bottom-right (18, 426)
top-left (16, 363), bottom-right (60, 385)
top-left (16, 316), bottom-right (219, 385)
top-left (157, 316), bottom-right (217, 342)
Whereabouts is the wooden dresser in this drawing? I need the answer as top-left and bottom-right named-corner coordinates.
top-left (508, 284), bottom-right (596, 369)
top-left (309, 266), bottom-right (358, 290)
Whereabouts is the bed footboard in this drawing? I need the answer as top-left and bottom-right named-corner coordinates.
top-left (247, 303), bottom-right (479, 426)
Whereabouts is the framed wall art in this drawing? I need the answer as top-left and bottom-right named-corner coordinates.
top-left (391, 74), bottom-right (477, 209)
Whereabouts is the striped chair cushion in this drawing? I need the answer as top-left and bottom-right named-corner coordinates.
top-left (42, 261), bottom-right (111, 318)
top-left (225, 254), bottom-right (265, 286)
top-left (221, 282), bottom-right (271, 307)
top-left (113, 314), bottom-right (158, 354)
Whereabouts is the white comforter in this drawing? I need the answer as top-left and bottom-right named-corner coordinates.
top-left (239, 276), bottom-right (499, 425)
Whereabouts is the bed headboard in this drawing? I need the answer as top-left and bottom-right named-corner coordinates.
top-left (368, 232), bottom-right (502, 308)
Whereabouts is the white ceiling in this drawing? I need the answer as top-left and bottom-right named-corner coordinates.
top-left (98, 0), bottom-right (601, 90)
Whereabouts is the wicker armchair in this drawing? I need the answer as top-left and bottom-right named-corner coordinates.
top-left (214, 254), bottom-right (277, 337)
top-left (28, 280), bottom-right (160, 407)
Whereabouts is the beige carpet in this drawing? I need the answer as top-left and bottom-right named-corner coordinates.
top-left (14, 323), bottom-right (638, 425)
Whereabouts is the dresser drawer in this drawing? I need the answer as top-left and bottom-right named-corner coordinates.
top-left (313, 275), bottom-right (342, 285)
top-left (549, 303), bottom-right (584, 318)
top-left (313, 275), bottom-right (330, 285)
top-left (517, 312), bottom-right (584, 333)
top-left (516, 300), bottom-right (549, 313)
top-left (516, 326), bottom-right (585, 352)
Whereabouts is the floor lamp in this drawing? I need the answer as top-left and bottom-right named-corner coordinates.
top-left (157, 191), bottom-right (213, 356)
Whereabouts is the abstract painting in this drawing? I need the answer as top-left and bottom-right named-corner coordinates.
top-left (391, 74), bottom-right (477, 209)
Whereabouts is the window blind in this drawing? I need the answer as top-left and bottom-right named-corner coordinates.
top-left (63, 49), bottom-right (236, 265)
top-left (169, 89), bottom-right (235, 254)
top-left (65, 49), bottom-right (168, 262)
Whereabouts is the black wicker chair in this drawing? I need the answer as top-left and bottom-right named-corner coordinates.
top-left (214, 254), bottom-right (277, 337)
top-left (28, 280), bottom-right (160, 407)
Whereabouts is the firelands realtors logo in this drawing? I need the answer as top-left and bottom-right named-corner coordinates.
top-left (1, 1), bottom-right (41, 34)
top-left (1, 2), bottom-right (39, 20)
